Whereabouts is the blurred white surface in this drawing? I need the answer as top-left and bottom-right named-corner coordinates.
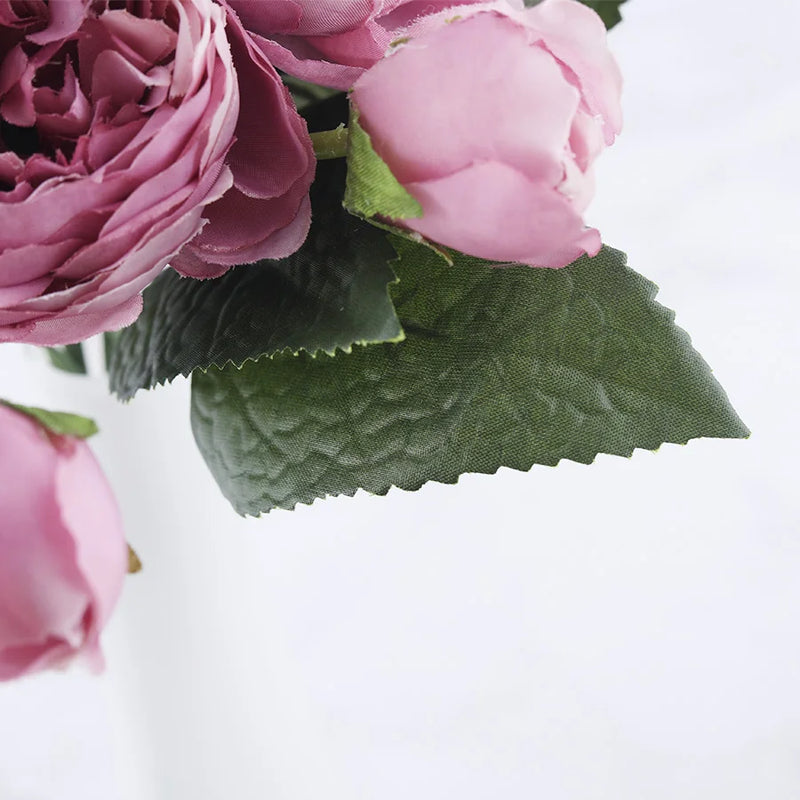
top-left (1, 1), bottom-right (799, 798)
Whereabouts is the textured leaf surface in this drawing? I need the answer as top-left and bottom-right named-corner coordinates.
top-left (2, 401), bottom-right (98, 439)
top-left (191, 242), bottom-right (748, 515)
top-left (46, 344), bottom-right (87, 375)
top-left (106, 157), bottom-right (403, 400)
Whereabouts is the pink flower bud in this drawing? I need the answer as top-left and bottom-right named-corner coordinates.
top-left (0, 404), bottom-right (127, 680)
top-left (350, 0), bottom-right (623, 267)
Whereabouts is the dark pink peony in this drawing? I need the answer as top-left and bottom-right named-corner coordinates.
top-left (224, 0), bottom-right (519, 90)
top-left (0, 0), bottom-right (314, 345)
top-left (0, 403), bottom-right (127, 680)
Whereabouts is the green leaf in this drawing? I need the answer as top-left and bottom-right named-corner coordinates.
top-left (2, 401), bottom-right (98, 439)
top-left (106, 155), bottom-right (404, 400)
top-left (344, 108), bottom-right (423, 221)
top-left (191, 242), bottom-right (748, 516)
top-left (524, 0), bottom-right (627, 29)
top-left (46, 344), bottom-right (87, 375)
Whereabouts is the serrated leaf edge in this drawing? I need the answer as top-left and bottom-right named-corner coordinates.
top-left (110, 267), bottom-right (407, 401)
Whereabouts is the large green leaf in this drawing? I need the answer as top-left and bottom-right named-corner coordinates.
top-left (106, 155), bottom-right (403, 400)
top-left (524, 0), bottom-right (627, 29)
top-left (191, 242), bottom-right (748, 515)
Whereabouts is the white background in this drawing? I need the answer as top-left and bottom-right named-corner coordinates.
top-left (1, 1), bottom-right (799, 798)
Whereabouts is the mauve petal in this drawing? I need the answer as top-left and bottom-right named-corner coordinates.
top-left (221, 8), bottom-right (313, 199)
top-left (177, 191), bottom-right (312, 270)
top-left (86, 117), bottom-right (148, 171)
top-left (380, 0), bottom-right (523, 29)
top-left (168, 247), bottom-right (230, 280)
top-left (171, 0), bottom-right (216, 100)
top-left (248, 34), bottom-right (364, 90)
top-left (102, 148), bottom-right (207, 235)
top-left (0, 47), bottom-right (36, 125)
top-left (228, 0), bottom-right (301, 34)
top-left (35, 71), bottom-right (92, 142)
top-left (0, 44), bottom-right (27, 97)
top-left (0, 276), bottom-right (52, 305)
top-left (26, 0), bottom-right (87, 45)
top-left (224, 0), bottom-right (512, 89)
top-left (1, 173), bottom-right (132, 248)
top-left (0, 294), bottom-right (143, 345)
top-left (91, 50), bottom-right (162, 108)
top-left (77, 193), bottom-right (222, 300)
top-left (0, 151), bottom-right (24, 184)
top-left (179, 182), bottom-right (310, 267)
top-left (404, 161), bottom-right (600, 267)
top-left (305, 26), bottom-right (387, 71)
top-left (227, 0), bottom-right (374, 37)
top-left (0, 240), bottom-right (81, 286)
top-left (94, 10), bottom-right (177, 68)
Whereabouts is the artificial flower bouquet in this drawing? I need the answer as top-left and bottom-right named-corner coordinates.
top-left (0, 0), bottom-right (747, 680)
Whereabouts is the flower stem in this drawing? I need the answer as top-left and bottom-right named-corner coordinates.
top-left (310, 126), bottom-right (349, 160)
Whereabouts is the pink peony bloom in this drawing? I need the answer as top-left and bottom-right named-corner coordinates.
top-left (0, 403), bottom-right (127, 681)
top-left (350, 0), bottom-right (623, 267)
top-left (224, 0), bottom-right (522, 90)
top-left (0, 0), bottom-right (314, 345)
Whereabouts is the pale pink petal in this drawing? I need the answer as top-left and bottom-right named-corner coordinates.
top-left (524, 0), bottom-right (623, 142)
top-left (404, 161), bottom-right (601, 267)
top-left (0, 409), bottom-right (91, 678)
top-left (352, 13), bottom-right (580, 185)
top-left (56, 441), bottom-right (127, 632)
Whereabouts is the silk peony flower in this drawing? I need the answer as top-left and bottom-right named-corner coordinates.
top-left (224, 0), bottom-right (522, 90)
top-left (0, 0), bottom-right (314, 345)
top-left (349, 0), bottom-right (623, 267)
top-left (0, 403), bottom-right (127, 681)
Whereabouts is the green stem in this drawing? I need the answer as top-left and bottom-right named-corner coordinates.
top-left (310, 126), bottom-right (349, 160)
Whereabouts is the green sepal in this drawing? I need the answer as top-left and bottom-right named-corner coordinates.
top-left (1, 401), bottom-right (99, 439)
top-left (344, 107), bottom-right (423, 221)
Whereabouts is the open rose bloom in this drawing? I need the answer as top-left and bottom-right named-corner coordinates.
top-left (0, 0), bottom-right (313, 345)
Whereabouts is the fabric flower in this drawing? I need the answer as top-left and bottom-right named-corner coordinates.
top-left (224, 0), bottom-right (521, 90)
top-left (349, 0), bottom-right (623, 267)
top-left (0, 403), bottom-right (127, 681)
top-left (0, 0), bottom-right (313, 345)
